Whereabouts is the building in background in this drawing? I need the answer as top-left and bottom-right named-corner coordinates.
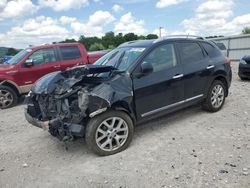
top-left (214, 34), bottom-right (250, 61)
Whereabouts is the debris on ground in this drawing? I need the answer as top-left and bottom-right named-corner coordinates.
top-left (219, 170), bottom-right (229, 174)
top-left (22, 163), bottom-right (28, 168)
top-left (225, 163), bottom-right (237, 167)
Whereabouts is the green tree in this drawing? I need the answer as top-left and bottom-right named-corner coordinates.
top-left (89, 43), bottom-right (105, 51)
top-left (76, 32), bottom-right (162, 51)
top-left (138, 35), bottom-right (146, 40)
top-left (242, 27), bottom-right (250, 34)
top-left (205, 35), bottom-right (224, 39)
top-left (114, 33), bottom-right (125, 47)
top-left (78, 36), bottom-right (101, 50)
top-left (123, 33), bottom-right (138, 42)
top-left (101, 32), bottom-right (116, 49)
top-left (108, 45), bottom-right (115, 49)
top-left (6, 48), bottom-right (19, 56)
top-left (60, 38), bottom-right (77, 43)
top-left (146, 34), bottom-right (158, 39)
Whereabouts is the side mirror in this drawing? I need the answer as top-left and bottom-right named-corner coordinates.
top-left (141, 62), bottom-right (153, 75)
top-left (24, 59), bottom-right (33, 67)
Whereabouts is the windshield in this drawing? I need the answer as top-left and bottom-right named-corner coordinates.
top-left (4, 49), bottom-right (31, 65)
top-left (94, 47), bottom-right (146, 71)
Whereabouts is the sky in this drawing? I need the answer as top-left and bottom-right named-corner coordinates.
top-left (0, 0), bottom-right (250, 48)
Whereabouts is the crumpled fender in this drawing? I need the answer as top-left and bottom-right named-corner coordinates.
top-left (78, 74), bottom-right (134, 118)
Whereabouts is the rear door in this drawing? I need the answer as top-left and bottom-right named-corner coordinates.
top-left (57, 45), bottom-right (83, 70)
top-left (176, 41), bottom-right (211, 100)
top-left (133, 43), bottom-right (184, 119)
top-left (18, 47), bottom-right (60, 86)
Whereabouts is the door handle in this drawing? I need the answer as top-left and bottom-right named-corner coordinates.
top-left (53, 65), bottom-right (61, 69)
top-left (206, 65), bottom-right (215, 70)
top-left (173, 74), bottom-right (184, 79)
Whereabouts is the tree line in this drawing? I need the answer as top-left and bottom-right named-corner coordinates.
top-left (3, 27), bottom-right (250, 56)
top-left (59, 27), bottom-right (250, 51)
top-left (60, 32), bottom-right (158, 51)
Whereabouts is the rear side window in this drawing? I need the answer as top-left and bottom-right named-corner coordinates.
top-left (201, 42), bottom-right (222, 58)
top-left (59, 46), bottom-right (81, 60)
top-left (178, 42), bottom-right (204, 63)
top-left (215, 42), bottom-right (226, 50)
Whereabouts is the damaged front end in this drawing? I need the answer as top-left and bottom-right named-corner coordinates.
top-left (25, 65), bottom-right (133, 141)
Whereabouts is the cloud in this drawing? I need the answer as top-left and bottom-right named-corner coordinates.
top-left (71, 22), bottom-right (104, 38)
top-left (114, 12), bottom-right (147, 35)
top-left (38, 0), bottom-right (89, 11)
top-left (114, 0), bottom-right (149, 4)
top-left (152, 28), bottom-right (191, 37)
top-left (59, 16), bottom-right (77, 24)
top-left (112, 4), bottom-right (123, 12)
top-left (156, 0), bottom-right (187, 8)
top-left (180, 0), bottom-right (245, 36)
top-left (88, 10), bottom-right (116, 26)
top-left (221, 14), bottom-right (250, 35)
top-left (0, 16), bottom-right (70, 48)
top-left (0, 10), bottom-right (116, 47)
top-left (0, 0), bottom-right (38, 21)
top-left (71, 10), bottom-right (115, 37)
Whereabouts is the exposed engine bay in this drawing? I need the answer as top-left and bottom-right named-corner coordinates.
top-left (25, 65), bottom-right (133, 141)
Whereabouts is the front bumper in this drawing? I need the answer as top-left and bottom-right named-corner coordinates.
top-left (238, 63), bottom-right (250, 78)
top-left (25, 106), bottom-right (85, 141)
top-left (25, 107), bottom-right (49, 130)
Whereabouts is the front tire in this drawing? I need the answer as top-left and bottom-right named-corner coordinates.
top-left (85, 110), bottom-right (134, 156)
top-left (202, 80), bottom-right (226, 112)
top-left (0, 85), bottom-right (18, 109)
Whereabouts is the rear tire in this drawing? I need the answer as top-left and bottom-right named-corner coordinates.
top-left (85, 110), bottom-right (134, 156)
top-left (0, 85), bottom-right (18, 109)
top-left (202, 80), bottom-right (226, 112)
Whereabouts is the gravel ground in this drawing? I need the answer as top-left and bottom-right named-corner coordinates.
top-left (0, 63), bottom-right (250, 188)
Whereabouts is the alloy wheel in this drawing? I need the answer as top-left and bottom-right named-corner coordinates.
top-left (210, 84), bottom-right (225, 109)
top-left (0, 89), bottom-right (13, 109)
top-left (95, 117), bottom-right (129, 152)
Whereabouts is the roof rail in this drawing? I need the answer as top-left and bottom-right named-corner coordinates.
top-left (153, 35), bottom-right (205, 43)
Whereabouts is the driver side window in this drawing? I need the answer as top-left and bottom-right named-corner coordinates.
top-left (143, 43), bottom-right (177, 73)
top-left (28, 48), bottom-right (57, 66)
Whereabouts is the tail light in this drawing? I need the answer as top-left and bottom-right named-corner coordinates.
top-left (225, 56), bottom-right (232, 66)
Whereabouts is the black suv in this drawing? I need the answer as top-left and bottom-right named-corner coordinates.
top-left (25, 36), bottom-right (232, 156)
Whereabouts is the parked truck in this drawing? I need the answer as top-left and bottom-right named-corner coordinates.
top-left (0, 43), bottom-right (107, 109)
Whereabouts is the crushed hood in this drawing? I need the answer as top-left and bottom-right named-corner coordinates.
top-left (31, 64), bottom-right (117, 94)
top-left (29, 64), bottom-right (134, 120)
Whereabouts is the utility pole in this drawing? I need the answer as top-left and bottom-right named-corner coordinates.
top-left (159, 27), bottom-right (163, 38)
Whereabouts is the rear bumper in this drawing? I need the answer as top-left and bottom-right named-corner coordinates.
top-left (238, 64), bottom-right (250, 78)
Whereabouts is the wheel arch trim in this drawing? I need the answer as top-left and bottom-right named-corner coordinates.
top-left (211, 74), bottom-right (229, 97)
top-left (0, 80), bottom-right (21, 95)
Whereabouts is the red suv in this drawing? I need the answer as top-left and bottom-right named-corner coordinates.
top-left (0, 43), bottom-right (106, 109)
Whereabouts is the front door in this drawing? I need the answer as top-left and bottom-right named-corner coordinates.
top-left (132, 43), bottom-right (184, 120)
top-left (17, 47), bottom-right (61, 86)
